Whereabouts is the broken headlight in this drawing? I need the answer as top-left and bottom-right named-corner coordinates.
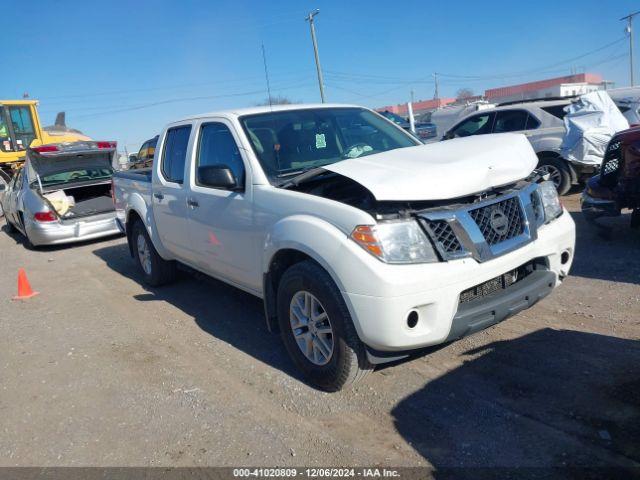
top-left (538, 181), bottom-right (563, 223)
top-left (350, 221), bottom-right (439, 264)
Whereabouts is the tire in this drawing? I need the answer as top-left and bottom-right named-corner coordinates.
top-left (537, 156), bottom-right (572, 195)
top-left (131, 220), bottom-right (176, 287)
top-left (277, 260), bottom-right (373, 392)
top-left (4, 216), bottom-right (16, 233)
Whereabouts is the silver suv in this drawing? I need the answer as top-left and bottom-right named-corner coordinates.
top-left (443, 98), bottom-right (595, 195)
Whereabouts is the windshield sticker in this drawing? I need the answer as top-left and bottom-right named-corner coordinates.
top-left (315, 133), bottom-right (326, 149)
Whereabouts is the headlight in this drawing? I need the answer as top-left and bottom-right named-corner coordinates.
top-left (538, 181), bottom-right (563, 222)
top-left (350, 221), bottom-right (439, 264)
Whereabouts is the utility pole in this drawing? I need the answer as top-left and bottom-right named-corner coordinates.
top-left (433, 72), bottom-right (439, 100)
top-left (305, 9), bottom-right (325, 103)
top-left (621, 10), bottom-right (640, 86)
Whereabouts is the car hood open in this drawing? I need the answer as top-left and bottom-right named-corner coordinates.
top-left (324, 133), bottom-right (538, 201)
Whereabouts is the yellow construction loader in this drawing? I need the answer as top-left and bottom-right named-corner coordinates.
top-left (0, 99), bottom-right (90, 184)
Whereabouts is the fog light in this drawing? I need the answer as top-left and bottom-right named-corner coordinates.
top-left (407, 310), bottom-right (419, 329)
top-left (561, 250), bottom-right (571, 265)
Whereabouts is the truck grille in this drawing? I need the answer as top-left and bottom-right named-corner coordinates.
top-left (424, 220), bottom-right (463, 254)
top-left (459, 260), bottom-right (538, 304)
top-left (469, 197), bottom-right (524, 245)
top-left (601, 140), bottom-right (622, 188)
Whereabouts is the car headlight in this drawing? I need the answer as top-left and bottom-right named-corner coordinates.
top-left (350, 221), bottom-right (439, 264)
top-left (538, 181), bottom-right (563, 222)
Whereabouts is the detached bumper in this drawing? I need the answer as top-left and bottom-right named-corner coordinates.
top-left (25, 213), bottom-right (122, 246)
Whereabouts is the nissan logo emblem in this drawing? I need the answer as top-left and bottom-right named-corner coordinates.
top-left (489, 208), bottom-right (509, 235)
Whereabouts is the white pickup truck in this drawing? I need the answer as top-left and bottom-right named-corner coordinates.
top-left (112, 104), bottom-right (575, 391)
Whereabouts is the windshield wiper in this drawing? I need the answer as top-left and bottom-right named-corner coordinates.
top-left (279, 167), bottom-right (330, 188)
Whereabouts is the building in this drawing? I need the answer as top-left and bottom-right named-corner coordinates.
top-left (484, 73), bottom-right (604, 104)
top-left (376, 97), bottom-right (456, 116)
top-left (376, 73), bottom-right (608, 116)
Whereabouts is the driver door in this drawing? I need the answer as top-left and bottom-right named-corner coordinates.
top-left (447, 112), bottom-right (496, 139)
top-left (186, 120), bottom-right (258, 292)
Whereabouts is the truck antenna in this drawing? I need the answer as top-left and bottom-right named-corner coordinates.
top-left (261, 43), bottom-right (273, 109)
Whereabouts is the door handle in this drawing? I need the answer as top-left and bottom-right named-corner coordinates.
top-left (187, 198), bottom-right (199, 208)
top-left (153, 192), bottom-right (164, 200)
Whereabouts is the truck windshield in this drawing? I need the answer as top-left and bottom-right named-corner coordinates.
top-left (240, 107), bottom-right (419, 182)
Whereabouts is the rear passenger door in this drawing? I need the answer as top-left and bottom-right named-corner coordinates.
top-left (492, 110), bottom-right (530, 134)
top-left (152, 125), bottom-right (195, 262)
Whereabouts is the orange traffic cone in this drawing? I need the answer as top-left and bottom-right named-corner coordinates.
top-left (13, 268), bottom-right (39, 300)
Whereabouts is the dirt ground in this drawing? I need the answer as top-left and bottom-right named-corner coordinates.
top-left (0, 193), bottom-right (638, 474)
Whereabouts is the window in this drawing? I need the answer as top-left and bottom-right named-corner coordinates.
top-left (240, 107), bottom-right (418, 181)
top-left (493, 110), bottom-right (529, 133)
top-left (525, 114), bottom-right (541, 130)
top-left (196, 123), bottom-right (244, 186)
top-left (450, 113), bottom-right (495, 137)
top-left (161, 126), bottom-right (191, 183)
top-left (541, 105), bottom-right (569, 120)
top-left (9, 106), bottom-right (36, 150)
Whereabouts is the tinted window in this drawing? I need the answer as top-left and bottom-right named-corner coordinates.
top-left (493, 110), bottom-right (528, 133)
top-left (541, 105), bottom-right (568, 120)
top-left (526, 114), bottom-right (541, 130)
top-left (197, 123), bottom-right (244, 186)
top-left (451, 113), bottom-right (495, 137)
top-left (161, 126), bottom-right (191, 183)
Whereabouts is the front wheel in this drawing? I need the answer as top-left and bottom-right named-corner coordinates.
top-left (131, 220), bottom-right (176, 287)
top-left (277, 261), bottom-right (372, 392)
top-left (537, 157), bottom-right (572, 195)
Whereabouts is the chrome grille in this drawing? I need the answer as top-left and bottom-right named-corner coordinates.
top-left (424, 220), bottom-right (463, 254)
top-left (469, 197), bottom-right (524, 246)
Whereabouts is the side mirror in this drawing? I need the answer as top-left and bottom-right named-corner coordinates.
top-left (197, 165), bottom-right (241, 190)
top-left (128, 154), bottom-right (138, 163)
top-left (442, 131), bottom-right (455, 140)
top-left (0, 184), bottom-right (5, 192)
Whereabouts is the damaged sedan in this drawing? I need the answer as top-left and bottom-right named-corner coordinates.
top-left (1, 141), bottom-right (122, 247)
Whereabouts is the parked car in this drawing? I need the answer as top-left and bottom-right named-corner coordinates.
top-left (113, 104), bottom-right (575, 391)
top-left (128, 135), bottom-right (158, 170)
top-left (442, 97), bottom-right (596, 195)
top-left (606, 87), bottom-right (640, 126)
top-left (1, 141), bottom-right (121, 247)
top-left (430, 101), bottom-right (496, 139)
top-left (581, 126), bottom-right (640, 228)
top-left (379, 110), bottom-right (438, 141)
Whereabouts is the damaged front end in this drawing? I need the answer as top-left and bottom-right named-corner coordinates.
top-left (287, 169), bottom-right (560, 264)
top-left (581, 129), bottom-right (640, 226)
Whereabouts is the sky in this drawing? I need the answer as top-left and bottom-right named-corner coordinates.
top-left (3, 0), bottom-right (640, 152)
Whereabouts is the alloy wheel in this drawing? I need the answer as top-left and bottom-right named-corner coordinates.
top-left (538, 164), bottom-right (562, 189)
top-left (289, 291), bottom-right (334, 366)
top-left (136, 233), bottom-right (152, 276)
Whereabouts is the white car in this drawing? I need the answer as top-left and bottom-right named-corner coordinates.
top-left (112, 104), bottom-right (575, 391)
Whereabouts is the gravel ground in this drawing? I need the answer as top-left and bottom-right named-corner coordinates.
top-left (0, 193), bottom-right (638, 473)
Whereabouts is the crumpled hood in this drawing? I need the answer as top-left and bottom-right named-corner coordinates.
top-left (325, 133), bottom-right (537, 201)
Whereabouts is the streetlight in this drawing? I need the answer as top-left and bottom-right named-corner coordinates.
top-left (305, 9), bottom-right (326, 103)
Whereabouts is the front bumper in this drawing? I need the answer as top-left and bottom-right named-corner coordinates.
top-left (581, 191), bottom-right (620, 221)
top-left (341, 211), bottom-right (575, 353)
top-left (25, 212), bottom-right (122, 246)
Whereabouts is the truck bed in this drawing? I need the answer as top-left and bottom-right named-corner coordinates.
top-left (113, 168), bottom-right (152, 182)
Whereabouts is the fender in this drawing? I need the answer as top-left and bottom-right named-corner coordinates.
top-left (529, 134), bottom-right (563, 156)
top-left (125, 191), bottom-right (173, 261)
top-left (263, 214), bottom-right (352, 292)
